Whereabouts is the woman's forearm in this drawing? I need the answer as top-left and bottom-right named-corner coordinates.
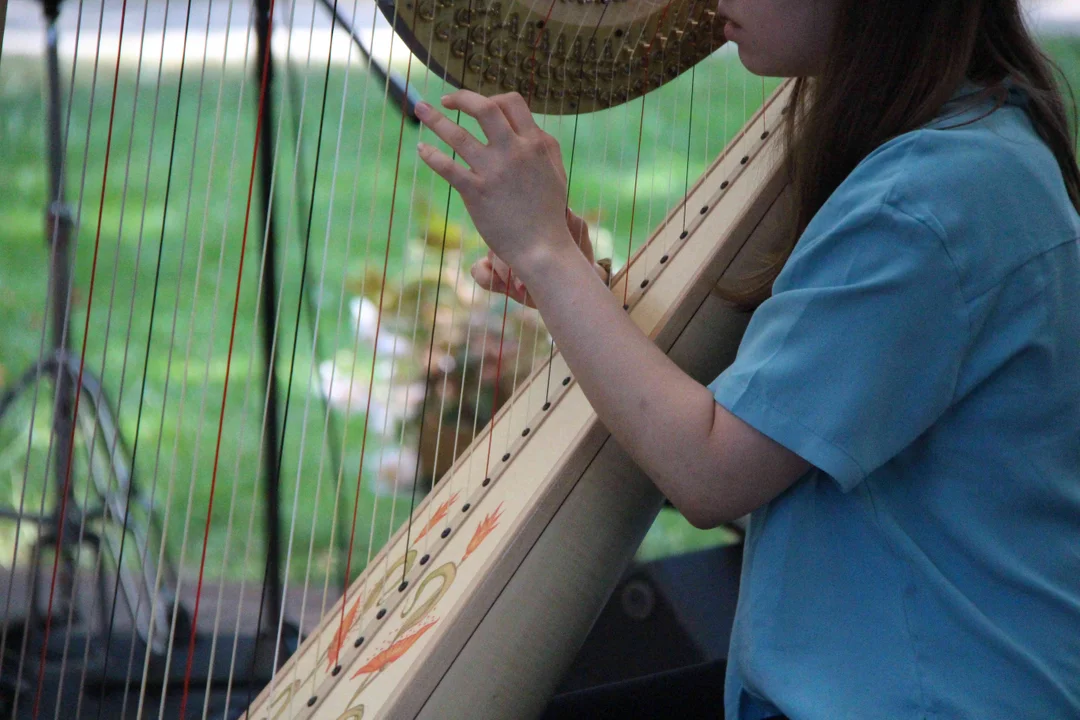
top-left (516, 233), bottom-right (729, 525)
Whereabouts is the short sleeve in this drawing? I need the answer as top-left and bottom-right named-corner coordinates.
top-left (709, 201), bottom-right (969, 491)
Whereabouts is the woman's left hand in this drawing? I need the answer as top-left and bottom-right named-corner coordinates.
top-left (414, 90), bottom-right (577, 282)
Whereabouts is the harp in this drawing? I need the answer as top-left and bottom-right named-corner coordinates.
top-left (0, 0), bottom-right (790, 717)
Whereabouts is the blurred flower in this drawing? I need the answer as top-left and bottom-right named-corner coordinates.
top-left (349, 296), bottom-right (413, 358)
top-left (323, 206), bottom-right (570, 495)
top-left (374, 445), bottom-right (420, 496)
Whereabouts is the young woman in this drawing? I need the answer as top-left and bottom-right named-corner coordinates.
top-left (414, 0), bottom-right (1080, 717)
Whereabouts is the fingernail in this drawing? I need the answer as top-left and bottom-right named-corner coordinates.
top-left (415, 101), bottom-right (431, 116)
top-left (441, 94), bottom-right (450, 105)
top-left (417, 142), bottom-right (429, 154)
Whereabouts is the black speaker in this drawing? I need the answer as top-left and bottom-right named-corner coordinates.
top-left (556, 541), bottom-right (742, 694)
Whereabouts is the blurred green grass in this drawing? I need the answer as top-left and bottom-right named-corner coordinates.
top-left (0, 37), bottom-right (1077, 587)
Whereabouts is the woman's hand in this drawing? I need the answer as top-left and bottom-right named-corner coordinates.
top-left (414, 90), bottom-right (578, 283)
top-left (471, 208), bottom-right (607, 308)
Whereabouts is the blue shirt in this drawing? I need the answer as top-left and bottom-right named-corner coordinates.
top-left (710, 89), bottom-right (1080, 719)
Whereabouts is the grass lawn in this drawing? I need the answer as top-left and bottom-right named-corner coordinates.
top-left (1, 36), bottom-right (1078, 589)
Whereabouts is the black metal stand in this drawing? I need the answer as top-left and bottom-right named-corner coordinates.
top-left (251, 0), bottom-right (288, 644)
top-left (0, 0), bottom-right (181, 645)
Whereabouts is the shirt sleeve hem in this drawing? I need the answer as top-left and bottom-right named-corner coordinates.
top-left (711, 373), bottom-right (868, 492)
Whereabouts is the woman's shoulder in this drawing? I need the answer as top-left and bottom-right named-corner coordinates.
top-left (829, 105), bottom-right (1080, 296)
top-left (852, 102), bottom-right (1064, 217)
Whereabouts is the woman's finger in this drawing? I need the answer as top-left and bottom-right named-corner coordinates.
top-left (441, 90), bottom-right (515, 146)
top-left (471, 256), bottom-right (536, 307)
top-left (490, 92), bottom-right (540, 134)
top-left (417, 142), bottom-right (473, 192)
top-left (471, 257), bottom-right (496, 288)
top-left (415, 100), bottom-right (486, 167)
top-left (490, 253), bottom-right (513, 287)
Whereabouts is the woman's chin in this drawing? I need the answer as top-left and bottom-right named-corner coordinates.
top-left (736, 49), bottom-right (796, 79)
top-left (736, 48), bottom-right (768, 76)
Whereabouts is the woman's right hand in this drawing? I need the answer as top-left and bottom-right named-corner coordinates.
top-left (470, 208), bottom-right (608, 309)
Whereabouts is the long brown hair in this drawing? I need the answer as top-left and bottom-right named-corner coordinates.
top-left (727, 0), bottom-right (1080, 308)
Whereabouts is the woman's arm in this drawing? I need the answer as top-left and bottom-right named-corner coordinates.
top-left (415, 91), bottom-right (809, 527)
top-left (517, 228), bottom-right (809, 527)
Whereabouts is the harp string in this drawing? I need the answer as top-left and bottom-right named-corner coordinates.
top-left (216, 3), bottom-right (340, 714)
top-left (256, 0), bottom-right (429, 704)
top-left (110, 0), bottom-right (247, 714)
top-left (60, 1), bottom-right (141, 709)
top-left (150, 3), bottom-right (266, 715)
top-left (256, 0), bottom-right (357, 696)
top-left (681, 66), bottom-right (696, 234)
top-left (187, 4), bottom-right (264, 717)
top-left (211, 5), bottom-right (295, 711)
top-left (277, 0), bottom-right (384, 708)
top-left (199, 0), bottom-right (334, 713)
top-left (101, 0), bottom-right (210, 715)
top-left (135, 0), bottom-right (282, 714)
top-left (642, 2), bottom-right (692, 300)
top-left (127, 1), bottom-right (231, 715)
top-left (269, 0), bottom-right (442, 709)
top-left (270, 3), bottom-right (363, 686)
top-left (83, 0), bottom-right (207, 716)
top-left (80, 0), bottom-right (176, 714)
top-left (0, 0), bottom-right (71, 707)
top-left (179, 0), bottom-right (313, 714)
top-left (351, 0), bottom-right (554, 662)
top-left (523, 1), bottom-right (614, 447)
top-left (32, 0), bottom-right (130, 713)
top-left (314, 0), bottom-right (461, 706)
top-left (91, 0), bottom-right (228, 713)
top-left (484, 0), bottom-right (618, 531)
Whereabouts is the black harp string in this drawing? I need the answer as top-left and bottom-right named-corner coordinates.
top-left (682, 65), bottom-right (696, 233)
top-left (400, 0), bottom-right (485, 576)
top-left (280, 23), bottom-right (351, 590)
top-left (327, 0), bottom-right (431, 675)
top-left (32, 0), bottom-right (137, 712)
top-left (400, 0), bottom-right (569, 578)
top-left (536, 3), bottom-right (615, 406)
top-left (93, 0), bottom-right (201, 704)
top-left (619, 3), bottom-right (673, 313)
top-left (106, 0), bottom-right (198, 714)
top-left (76, 0), bottom-right (162, 715)
top-left (243, 0), bottom-right (350, 689)
top-left (396, 0), bottom-right (545, 582)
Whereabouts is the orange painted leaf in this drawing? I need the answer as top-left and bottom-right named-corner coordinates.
top-left (413, 491), bottom-right (459, 545)
top-left (462, 503), bottom-right (504, 563)
top-left (327, 594), bottom-right (364, 671)
top-left (351, 619), bottom-right (439, 677)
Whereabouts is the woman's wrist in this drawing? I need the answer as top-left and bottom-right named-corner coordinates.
top-left (508, 227), bottom-right (578, 284)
